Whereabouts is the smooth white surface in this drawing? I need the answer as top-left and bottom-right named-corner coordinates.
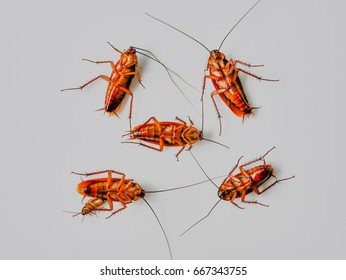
top-left (1, 0), bottom-right (345, 259)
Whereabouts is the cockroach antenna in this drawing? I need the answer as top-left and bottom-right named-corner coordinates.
top-left (142, 197), bottom-right (173, 260)
top-left (146, 1), bottom-right (277, 135)
top-left (145, 176), bottom-right (225, 194)
top-left (189, 150), bottom-right (220, 190)
top-left (132, 46), bottom-right (201, 114)
top-left (180, 199), bottom-right (222, 237)
top-left (218, 0), bottom-right (262, 51)
top-left (146, 13), bottom-right (211, 53)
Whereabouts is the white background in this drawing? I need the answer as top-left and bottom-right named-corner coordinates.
top-left (1, 0), bottom-right (345, 259)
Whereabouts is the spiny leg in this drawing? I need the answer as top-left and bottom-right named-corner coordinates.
top-left (123, 71), bottom-right (144, 89)
top-left (226, 58), bottom-right (278, 82)
top-left (235, 67), bottom-right (279, 82)
top-left (226, 59), bottom-right (264, 72)
top-left (210, 93), bottom-right (223, 135)
top-left (175, 145), bottom-right (186, 161)
top-left (240, 199), bottom-right (268, 207)
top-left (224, 156), bottom-right (244, 181)
top-left (123, 140), bottom-right (164, 152)
top-left (201, 72), bottom-right (209, 102)
top-left (238, 150), bottom-right (271, 169)
top-left (239, 146), bottom-right (276, 169)
top-left (258, 175), bottom-right (295, 195)
top-left (82, 58), bottom-right (116, 70)
top-left (260, 146), bottom-right (276, 164)
top-left (61, 75), bottom-right (110, 92)
top-left (202, 72), bottom-right (224, 134)
top-left (110, 84), bottom-right (134, 130)
top-left (71, 170), bottom-right (125, 177)
top-left (240, 189), bottom-right (268, 207)
top-left (175, 116), bottom-right (187, 125)
top-left (231, 201), bottom-right (245, 209)
top-left (225, 190), bottom-right (244, 209)
top-left (233, 60), bottom-right (264, 68)
top-left (105, 205), bottom-right (126, 219)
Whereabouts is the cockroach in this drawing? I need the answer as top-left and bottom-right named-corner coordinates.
top-left (61, 43), bottom-right (142, 128)
top-left (70, 170), bottom-right (173, 259)
top-left (181, 148), bottom-right (295, 235)
top-left (61, 43), bottom-right (199, 127)
top-left (68, 170), bottom-right (227, 256)
top-left (73, 170), bottom-right (146, 218)
top-left (122, 116), bottom-right (228, 160)
top-left (64, 198), bottom-right (105, 220)
top-left (146, 0), bottom-right (278, 134)
top-left (73, 198), bottom-right (105, 217)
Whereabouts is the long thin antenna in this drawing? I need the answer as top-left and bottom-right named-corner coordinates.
top-left (63, 210), bottom-right (81, 216)
top-left (133, 47), bottom-right (201, 114)
top-left (189, 151), bottom-right (220, 190)
top-left (142, 197), bottom-right (173, 260)
top-left (260, 175), bottom-right (295, 194)
top-left (201, 90), bottom-right (205, 133)
top-left (146, 13), bottom-right (210, 53)
top-left (133, 46), bottom-right (200, 92)
top-left (180, 199), bottom-right (222, 236)
top-left (201, 137), bottom-right (230, 149)
top-left (218, 0), bottom-right (262, 51)
top-left (145, 175), bottom-right (226, 193)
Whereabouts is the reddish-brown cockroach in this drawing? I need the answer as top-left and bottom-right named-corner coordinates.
top-left (73, 170), bottom-right (146, 218)
top-left (61, 43), bottom-right (142, 128)
top-left (123, 116), bottom-right (228, 160)
top-left (61, 43), bottom-right (199, 127)
top-left (146, 0), bottom-right (278, 134)
top-left (69, 170), bottom-right (227, 257)
top-left (181, 147), bottom-right (295, 235)
top-left (73, 198), bottom-right (105, 217)
top-left (64, 198), bottom-right (105, 220)
top-left (70, 170), bottom-right (173, 259)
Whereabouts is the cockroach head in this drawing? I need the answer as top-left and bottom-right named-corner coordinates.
top-left (80, 205), bottom-right (94, 216)
top-left (127, 46), bottom-right (137, 55)
top-left (217, 188), bottom-right (234, 201)
top-left (210, 50), bottom-right (225, 60)
top-left (184, 126), bottom-right (202, 145)
top-left (217, 189), bottom-right (225, 199)
top-left (132, 183), bottom-right (145, 197)
top-left (139, 189), bottom-right (146, 198)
